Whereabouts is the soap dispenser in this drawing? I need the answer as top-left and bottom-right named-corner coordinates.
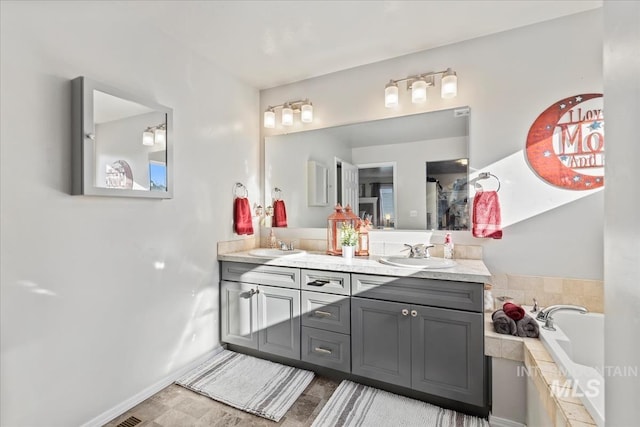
top-left (443, 233), bottom-right (454, 259)
top-left (269, 230), bottom-right (277, 249)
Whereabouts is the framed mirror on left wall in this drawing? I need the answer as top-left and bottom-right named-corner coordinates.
top-left (71, 76), bottom-right (173, 198)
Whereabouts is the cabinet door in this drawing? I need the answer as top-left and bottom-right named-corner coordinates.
top-left (351, 297), bottom-right (411, 388)
top-left (220, 281), bottom-right (258, 349)
top-left (411, 305), bottom-right (485, 406)
top-left (257, 285), bottom-right (301, 360)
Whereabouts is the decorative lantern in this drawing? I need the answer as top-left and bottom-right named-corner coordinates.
top-left (327, 204), bottom-right (348, 255)
top-left (356, 218), bottom-right (371, 257)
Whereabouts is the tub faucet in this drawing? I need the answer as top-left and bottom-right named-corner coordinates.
top-left (536, 304), bottom-right (588, 331)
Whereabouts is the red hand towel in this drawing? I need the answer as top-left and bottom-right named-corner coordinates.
top-left (233, 197), bottom-right (253, 235)
top-left (503, 302), bottom-right (525, 321)
top-left (472, 190), bottom-right (502, 239)
top-left (273, 199), bottom-right (288, 227)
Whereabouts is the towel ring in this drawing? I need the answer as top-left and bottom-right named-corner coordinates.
top-left (234, 182), bottom-right (248, 198)
top-left (474, 172), bottom-right (501, 192)
top-left (273, 187), bottom-right (282, 200)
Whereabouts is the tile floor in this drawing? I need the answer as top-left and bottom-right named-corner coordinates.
top-left (104, 376), bottom-right (340, 427)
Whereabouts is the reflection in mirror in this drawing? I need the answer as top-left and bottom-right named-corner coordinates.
top-left (72, 77), bottom-right (173, 198)
top-left (264, 107), bottom-right (469, 229)
top-left (426, 159), bottom-right (469, 230)
top-left (93, 90), bottom-right (167, 191)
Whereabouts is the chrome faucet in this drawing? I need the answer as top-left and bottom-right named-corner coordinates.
top-left (404, 243), bottom-right (434, 258)
top-left (278, 240), bottom-right (295, 251)
top-left (536, 304), bottom-right (588, 331)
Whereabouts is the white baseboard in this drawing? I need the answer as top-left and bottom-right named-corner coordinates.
top-left (489, 414), bottom-right (527, 427)
top-left (80, 346), bottom-right (225, 427)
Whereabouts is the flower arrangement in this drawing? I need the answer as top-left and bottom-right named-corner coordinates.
top-left (340, 222), bottom-right (359, 247)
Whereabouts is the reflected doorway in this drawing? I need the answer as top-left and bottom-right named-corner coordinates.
top-left (357, 163), bottom-right (396, 228)
top-left (426, 159), bottom-right (469, 230)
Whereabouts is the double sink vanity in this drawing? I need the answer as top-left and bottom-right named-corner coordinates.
top-left (218, 249), bottom-right (492, 416)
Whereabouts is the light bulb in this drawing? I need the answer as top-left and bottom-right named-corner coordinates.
top-left (264, 109), bottom-right (275, 128)
top-left (154, 127), bottom-right (166, 145)
top-left (385, 81), bottom-right (398, 108)
top-left (142, 130), bottom-right (154, 146)
top-left (301, 102), bottom-right (313, 123)
top-left (282, 104), bottom-right (293, 126)
top-left (411, 78), bottom-right (428, 103)
top-left (441, 68), bottom-right (458, 99)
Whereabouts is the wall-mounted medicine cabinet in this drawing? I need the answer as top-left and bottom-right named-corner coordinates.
top-left (307, 160), bottom-right (329, 206)
top-left (71, 76), bottom-right (173, 199)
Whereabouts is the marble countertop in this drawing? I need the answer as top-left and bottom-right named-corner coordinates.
top-left (218, 250), bottom-right (491, 283)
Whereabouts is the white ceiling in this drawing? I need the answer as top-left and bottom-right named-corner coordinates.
top-left (138, 0), bottom-right (602, 89)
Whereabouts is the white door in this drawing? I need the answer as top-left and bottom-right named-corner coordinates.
top-left (341, 160), bottom-right (359, 213)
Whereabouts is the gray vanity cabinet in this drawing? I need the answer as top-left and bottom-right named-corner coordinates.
top-left (351, 297), bottom-right (412, 387)
top-left (221, 281), bottom-right (301, 360)
top-left (411, 305), bottom-right (484, 406)
top-left (351, 273), bottom-right (485, 408)
top-left (221, 281), bottom-right (259, 349)
top-left (220, 262), bottom-right (301, 361)
top-left (257, 285), bottom-right (301, 359)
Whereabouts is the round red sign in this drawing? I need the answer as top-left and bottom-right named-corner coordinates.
top-left (526, 94), bottom-right (604, 190)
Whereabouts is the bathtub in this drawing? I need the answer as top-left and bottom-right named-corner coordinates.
top-left (538, 310), bottom-right (605, 426)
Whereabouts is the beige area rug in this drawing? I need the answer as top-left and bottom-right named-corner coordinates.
top-left (176, 350), bottom-right (314, 422)
top-left (311, 380), bottom-right (489, 427)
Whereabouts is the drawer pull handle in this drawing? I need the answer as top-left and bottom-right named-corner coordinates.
top-left (401, 309), bottom-right (409, 316)
top-left (307, 279), bottom-right (330, 287)
top-left (314, 347), bottom-right (332, 354)
top-left (411, 310), bottom-right (418, 317)
top-left (314, 310), bottom-right (332, 318)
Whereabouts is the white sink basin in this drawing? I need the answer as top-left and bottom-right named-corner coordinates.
top-left (379, 256), bottom-right (457, 269)
top-left (248, 248), bottom-right (307, 258)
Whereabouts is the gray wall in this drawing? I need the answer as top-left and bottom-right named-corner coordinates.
top-left (0, 2), bottom-right (259, 426)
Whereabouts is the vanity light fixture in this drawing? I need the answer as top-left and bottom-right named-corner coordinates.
top-left (263, 99), bottom-right (313, 128)
top-left (142, 123), bottom-right (166, 146)
top-left (384, 67), bottom-right (458, 108)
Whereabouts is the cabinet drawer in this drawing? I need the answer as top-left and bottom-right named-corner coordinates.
top-left (301, 291), bottom-right (350, 334)
top-left (301, 269), bottom-right (350, 295)
top-left (221, 262), bottom-right (300, 289)
top-left (351, 274), bottom-right (483, 312)
top-left (301, 327), bottom-right (350, 373)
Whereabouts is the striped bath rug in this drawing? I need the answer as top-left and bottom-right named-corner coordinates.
top-left (311, 380), bottom-right (489, 427)
top-left (176, 350), bottom-right (314, 422)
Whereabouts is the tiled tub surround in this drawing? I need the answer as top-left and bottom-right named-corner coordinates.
top-left (485, 312), bottom-right (598, 426)
top-left (491, 273), bottom-right (604, 313)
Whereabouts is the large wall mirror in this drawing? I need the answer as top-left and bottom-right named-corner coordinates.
top-left (265, 107), bottom-right (470, 230)
top-left (72, 76), bottom-right (173, 198)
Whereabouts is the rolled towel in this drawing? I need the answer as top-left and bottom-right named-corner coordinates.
top-left (516, 314), bottom-right (540, 338)
top-left (503, 302), bottom-right (525, 321)
top-left (492, 309), bottom-right (517, 336)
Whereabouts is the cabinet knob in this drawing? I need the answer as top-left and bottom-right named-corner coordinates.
top-left (401, 309), bottom-right (409, 316)
top-left (411, 310), bottom-right (418, 317)
top-left (249, 288), bottom-right (260, 296)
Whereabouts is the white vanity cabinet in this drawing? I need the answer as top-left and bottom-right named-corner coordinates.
top-left (220, 262), bottom-right (301, 360)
